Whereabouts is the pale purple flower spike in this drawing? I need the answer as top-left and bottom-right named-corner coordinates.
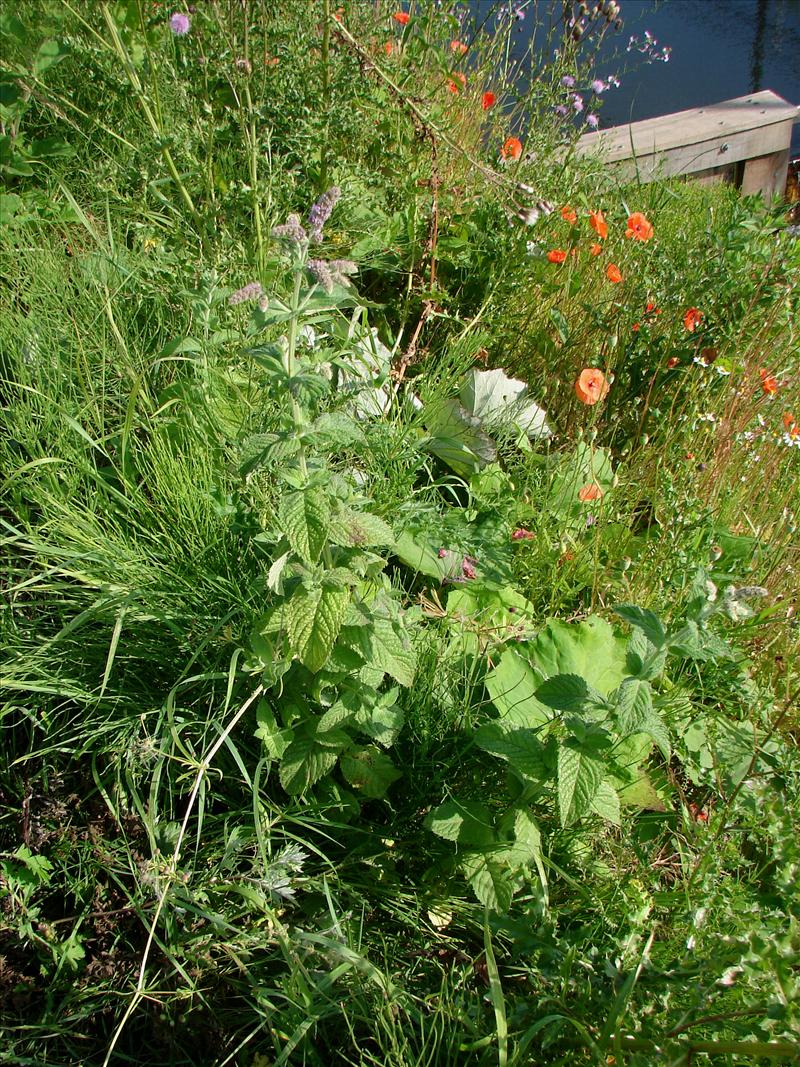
top-left (587, 113), bottom-right (599, 129)
top-left (169, 12), bottom-right (191, 35)
top-left (308, 187), bottom-right (341, 243)
top-left (271, 213), bottom-right (307, 243)
top-left (229, 281), bottom-right (264, 306)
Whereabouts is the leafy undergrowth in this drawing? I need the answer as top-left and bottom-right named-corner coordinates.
top-left (1, 2), bottom-right (799, 1065)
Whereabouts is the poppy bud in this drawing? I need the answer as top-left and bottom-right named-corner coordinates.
top-left (572, 23), bottom-right (584, 39)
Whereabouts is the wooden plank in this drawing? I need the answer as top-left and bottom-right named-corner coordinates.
top-left (742, 147), bottom-right (791, 201)
top-left (599, 119), bottom-right (795, 184)
top-left (576, 91), bottom-right (799, 164)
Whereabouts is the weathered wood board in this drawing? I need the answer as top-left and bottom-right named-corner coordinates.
top-left (575, 90), bottom-right (799, 201)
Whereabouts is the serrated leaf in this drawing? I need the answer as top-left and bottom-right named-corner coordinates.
top-left (639, 712), bottom-right (671, 761)
top-left (279, 489), bottom-right (330, 563)
top-left (612, 677), bottom-right (654, 735)
top-left (241, 433), bottom-right (299, 476)
top-left (255, 700), bottom-right (293, 759)
top-left (361, 614), bottom-right (416, 687)
top-left (309, 412), bottom-right (365, 447)
top-left (330, 508), bottom-right (394, 549)
top-left (527, 616), bottom-right (629, 697)
top-left (485, 650), bottom-right (551, 728)
top-left (361, 703), bottom-right (404, 747)
top-left (317, 701), bottom-right (356, 732)
top-left (340, 745), bottom-right (401, 798)
top-left (267, 551), bottom-right (291, 594)
top-left (475, 723), bottom-right (547, 779)
top-left (535, 673), bottom-right (603, 712)
top-left (557, 743), bottom-right (603, 826)
top-left (589, 778), bottom-right (621, 825)
top-left (461, 853), bottom-right (514, 912)
top-left (425, 799), bottom-right (495, 847)
top-left (615, 605), bottom-right (667, 648)
top-left (286, 584), bottom-right (350, 673)
top-left (279, 729), bottom-right (349, 795)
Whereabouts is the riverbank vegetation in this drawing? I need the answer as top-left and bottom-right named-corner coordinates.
top-left (1, 2), bottom-right (798, 1065)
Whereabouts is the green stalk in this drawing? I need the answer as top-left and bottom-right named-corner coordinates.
top-left (319, 0), bottom-right (332, 191)
top-left (241, 15), bottom-right (265, 273)
top-left (285, 266), bottom-right (309, 480)
top-left (100, 4), bottom-right (204, 241)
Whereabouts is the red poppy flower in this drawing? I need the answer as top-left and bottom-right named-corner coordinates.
top-left (783, 412), bottom-right (799, 437)
top-left (625, 212), bottom-right (654, 241)
top-left (575, 368), bottom-right (610, 405)
top-left (384, 40), bottom-right (393, 55)
top-left (501, 136), bottom-right (522, 160)
top-left (511, 528), bottom-right (535, 540)
top-left (482, 91), bottom-right (496, 110)
top-left (547, 249), bottom-right (567, 263)
top-left (759, 368), bottom-right (778, 395)
top-left (392, 11), bottom-right (410, 24)
top-left (606, 263), bottom-right (623, 283)
top-left (578, 483), bottom-right (604, 501)
top-left (561, 205), bottom-right (577, 224)
top-left (589, 210), bottom-right (608, 239)
top-left (589, 242), bottom-right (602, 256)
top-left (632, 323), bottom-right (641, 332)
top-left (667, 356), bottom-right (680, 368)
top-left (683, 307), bottom-right (703, 332)
top-left (450, 39), bottom-right (468, 54)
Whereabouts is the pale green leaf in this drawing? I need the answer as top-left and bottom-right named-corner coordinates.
top-left (461, 853), bottom-right (514, 913)
top-left (485, 649), bottom-right (551, 728)
top-left (535, 673), bottom-right (604, 712)
top-left (279, 489), bottom-right (330, 563)
top-left (361, 614), bottom-right (416, 687)
top-left (279, 729), bottom-right (349, 795)
top-left (589, 778), bottom-right (621, 826)
top-left (615, 604), bottom-right (667, 648)
top-left (475, 723), bottom-right (547, 779)
top-left (361, 702), bottom-right (404, 747)
top-left (425, 799), bottom-right (495, 847)
top-left (557, 743), bottom-right (603, 826)
top-left (340, 745), bottom-right (401, 798)
top-left (329, 508), bottom-right (394, 549)
top-left (612, 677), bottom-right (654, 735)
top-left (286, 584), bottom-right (350, 673)
top-left (526, 616), bottom-right (629, 697)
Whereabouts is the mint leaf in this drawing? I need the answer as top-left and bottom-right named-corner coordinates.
top-left (425, 799), bottom-right (495, 847)
top-left (340, 745), bottom-right (401, 798)
top-left (280, 488), bottom-right (330, 563)
top-left (557, 743), bottom-right (603, 826)
top-left (286, 584), bottom-right (350, 673)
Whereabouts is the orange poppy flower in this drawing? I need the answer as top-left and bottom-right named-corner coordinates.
top-left (625, 212), bottom-right (654, 241)
top-left (606, 263), bottom-right (623, 283)
top-left (547, 249), bottom-right (567, 263)
top-left (632, 323), bottom-right (640, 332)
top-left (683, 307), bottom-right (703, 332)
top-left (589, 242), bottom-right (602, 256)
top-left (450, 39), bottom-right (468, 54)
top-left (589, 210), bottom-right (608, 239)
top-left (384, 40), bottom-right (393, 55)
top-left (392, 11), bottom-right (410, 24)
top-left (561, 205), bottom-right (577, 224)
top-left (578, 483), bottom-right (604, 502)
top-left (759, 368), bottom-right (778, 395)
top-left (575, 368), bottom-right (610, 405)
top-left (501, 136), bottom-right (523, 160)
top-left (783, 412), bottom-right (799, 437)
top-left (482, 91), bottom-right (496, 110)
top-left (667, 356), bottom-right (680, 368)
top-left (446, 74), bottom-right (466, 94)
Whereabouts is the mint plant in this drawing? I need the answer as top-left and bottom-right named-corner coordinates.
top-left (235, 191), bottom-right (417, 802)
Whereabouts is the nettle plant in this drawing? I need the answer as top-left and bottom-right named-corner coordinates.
top-left (233, 190), bottom-right (417, 804)
top-left (425, 590), bottom-right (752, 913)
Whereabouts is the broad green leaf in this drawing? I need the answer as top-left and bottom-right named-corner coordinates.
top-left (329, 507), bottom-right (394, 549)
top-left (317, 701), bottom-right (356, 732)
top-left (361, 702), bottom-right (404, 747)
top-left (360, 614), bottom-right (416, 687)
top-left (535, 673), bottom-right (605, 712)
top-left (617, 770), bottom-right (667, 811)
top-left (279, 489), bottom-right (330, 563)
top-left (425, 799), bottom-right (495, 847)
top-left (475, 724), bottom-right (547, 779)
top-left (255, 700), bottom-right (293, 760)
top-left (589, 778), bottom-right (621, 826)
top-left (526, 616), bottom-right (628, 697)
top-left (34, 39), bottom-right (69, 76)
top-left (485, 649), bottom-right (551, 728)
top-left (459, 367), bottom-right (551, 440)
top-left (28, 137), bottom-right (73, 159)
top-left (612, 677), bottom-right (654, 735)
top-left (279, 728), bottom-right (349, 795)
top-left (615, 605), bottom-right (667, 648)
top-left (423, 398), bottom-right (497, 477)
top-left (308, 412), bottom-right (365, 447)
top-left (340, 745), bottom-right (401, 798)
top-left (461, 853), bottom-right (514, 913)
top-left (557, 743), bottom-right (603, 826)
top-left (393, 530), bottom-right (448, 579)
top-left (286, 584), bottom-right (350, 673)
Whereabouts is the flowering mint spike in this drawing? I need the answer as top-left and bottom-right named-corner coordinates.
top-left (329, 259), bottom-right (358, 286)
top-left (308, 186), bottom-right (341, 243)
top-left (271, 213), bottom-right (307, 243)
top-left (308, 259), bottom-right (334, 293)
top-left (229, 281), bottom-right (264, 306)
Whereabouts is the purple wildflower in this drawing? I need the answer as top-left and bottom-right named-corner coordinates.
top-left (169, 12), bottom-right (191, 36)
top-left (561, 75), bottom-right (575, 88)
top-left (511, 528), bottom-right (535, 541)
top-left (461, 556), bottom-right (478, 580)
top-left (591, 79), bottom-right (606, 94)
top-left (572, 93), bottom-right (584, 113)
top-left (308, 259), bottom-right (334, 293)
top-left (438, 548), bottom-right (448, 558)
top-left (307, 186), bottom-right (341, 243)
top-left (554, 104), bottom-right (568, 117)
top-left (586, 113), bottom-right (599, 129)
top-left (229, 281), bottom-right (264, 306)
top-left (329, 259), bottom-right (358, 285)
top-left (271, 213), bottom-right (307, 243)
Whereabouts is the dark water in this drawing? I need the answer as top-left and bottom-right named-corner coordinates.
top-left (490, 0), bottom-right (800, 154)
